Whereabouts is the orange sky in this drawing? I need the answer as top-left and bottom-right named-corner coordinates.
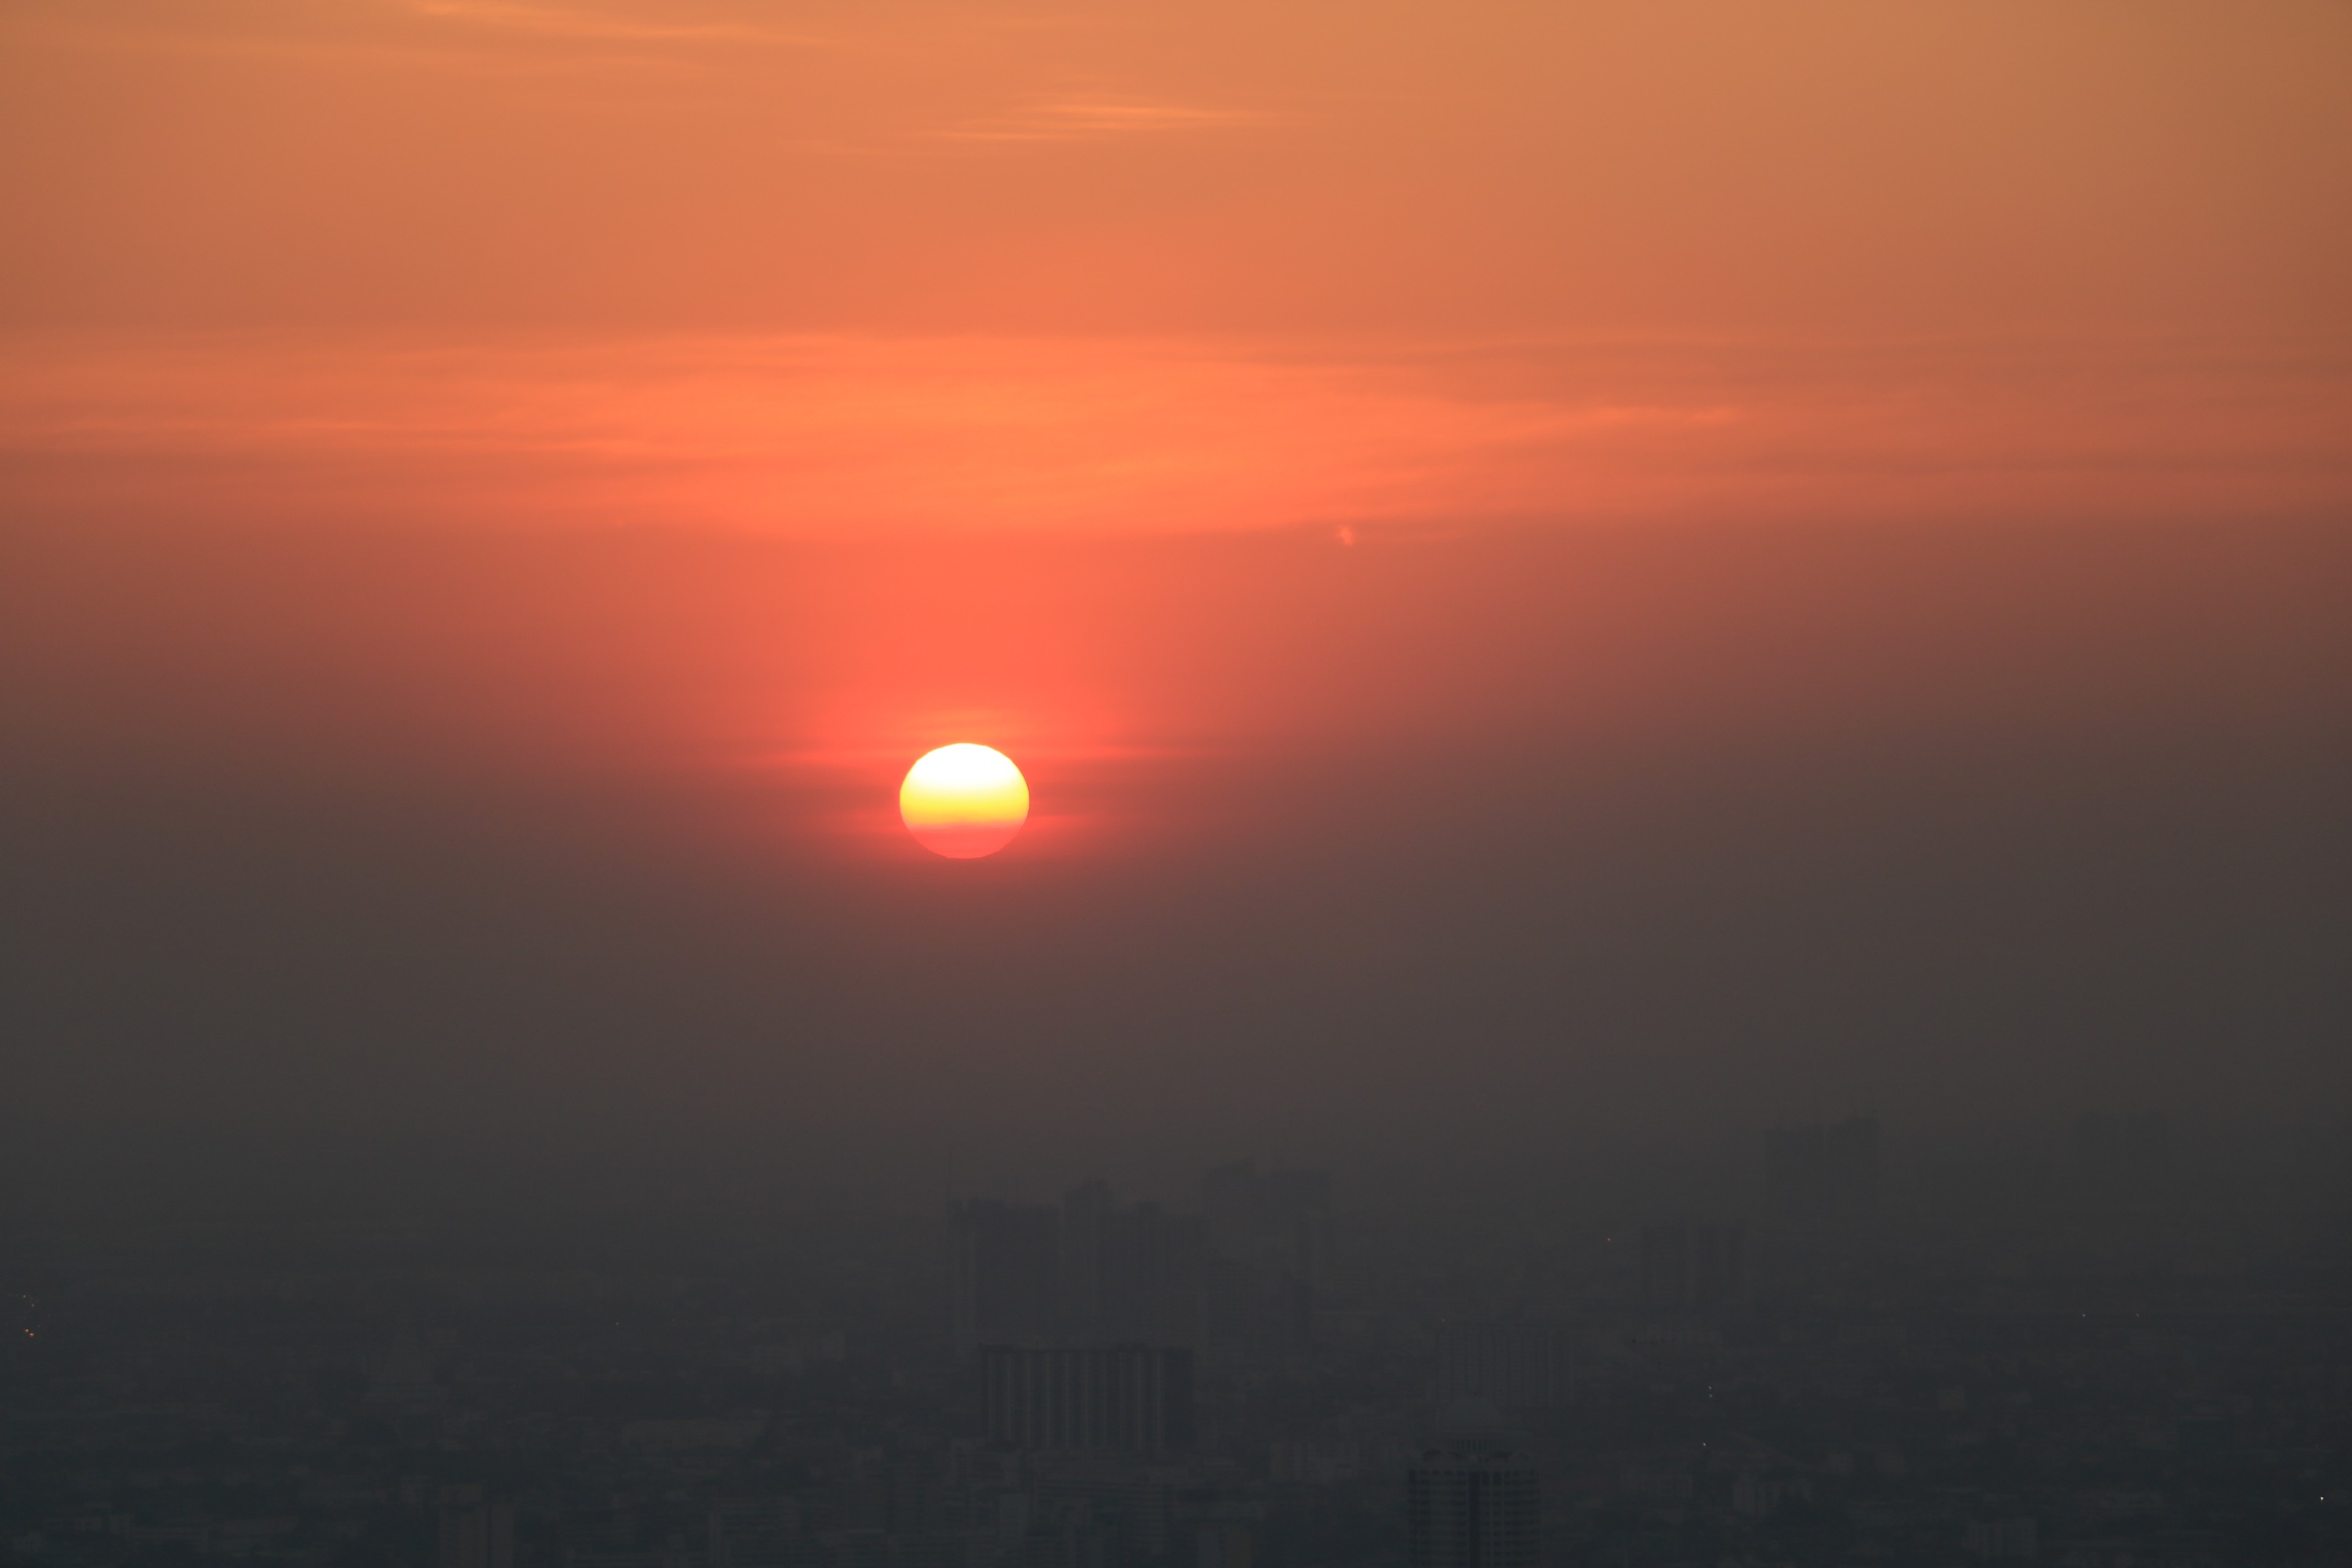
top-left (4, 0), bottom-right (2349, 541)
top-left (4, 2), bottom-right (2350, 1148)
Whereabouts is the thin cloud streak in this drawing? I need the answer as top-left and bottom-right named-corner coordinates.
top-left (13, 19), bottom-right (730, 82)
top-left (3, 331), bottom-right (2344, 539)
top-left (9, 0), bottom-right (834, 82)
top-left (943, 95), bottom-right (1280, 143)
top-left (405, 0), bottom-right (833, 49)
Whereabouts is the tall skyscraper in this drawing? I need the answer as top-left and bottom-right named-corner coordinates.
top-left (979, 1344), bottom-right (1196, 1455)
top-left (1434, 1323), bottom-right (1572, 1413)
top-left (1639, 1220), bottom-right (1745, 1313)
top-left (435, 1486), bottom-right (513, 1568)
top-left (955, 1171), bottom-right (1328, 1361)
top-left (1406, 1443), bottom-right (1539, 1568)
top-left (954, 1185), bottom-right (1212, 1353)
top-left (1065, 1185), bottom-right (1207, 1346)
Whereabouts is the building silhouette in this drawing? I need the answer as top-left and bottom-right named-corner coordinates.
top-left (1965, 1515), bottom-right (2040, 1559)
top-left (435, 1486), bottom-right (513, 1568)
top-left (1407, 1410), bottom-right (1539, 1568)
top-left (1062, 1180), bottom-right (1207, 1346)
top-left (1434, 1323), bottom-right (1572, 1413)
top-left (953, 1170), bottom-right (1330, 1359)
top-left (1639, 1220), bottom-right (1745, 1313)
top-left (978, 1344), bottom-right (1196, 1455)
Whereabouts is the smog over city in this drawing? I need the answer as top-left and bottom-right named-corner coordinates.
top-left (2, 3), bottom-right (2349, 1566)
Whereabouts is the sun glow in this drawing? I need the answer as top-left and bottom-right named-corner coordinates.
top-left (899, 744), bottom-right (1030, 858)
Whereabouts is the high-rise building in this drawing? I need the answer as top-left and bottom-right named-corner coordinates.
top-left (436, 1486), bottom-right (513, 1568)
top-left (956, 1171), bottom-right (1327, 1359)
top-left (1639, 1221), bottom-right (1745, 1313)
top-left (1196, 1521), bottom-right (1255, 1568)
top-left (955, 1185), bottom-right (1214, 1353)
top-left (1406, 1446), bottom-right (1539, 1568)
top-left (1434, 1323), bottom-right (1572, 1413)
top-left (1065, 1185), bottom-right (1207, 1346)
top-left (980, 1344), bottom-right (1196, 1455)
top-left (1965, 1516), bottom-right (2039, 1559)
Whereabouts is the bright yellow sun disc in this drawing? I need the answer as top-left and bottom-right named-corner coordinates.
top-left (899, 744), bottom-right (1029, 858)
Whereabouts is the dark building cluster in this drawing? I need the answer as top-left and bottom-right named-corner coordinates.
top-left (952, 1164), bottom-right (1326, 1359)
top-left (2, 1122), bottom-right (2348, 1566)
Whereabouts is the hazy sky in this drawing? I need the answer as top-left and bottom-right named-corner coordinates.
top-left (2, 1), bottom-right (2347, 1185)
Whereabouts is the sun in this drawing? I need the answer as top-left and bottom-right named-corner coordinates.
top-left (899, 744), bottom-right (1030, 859)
